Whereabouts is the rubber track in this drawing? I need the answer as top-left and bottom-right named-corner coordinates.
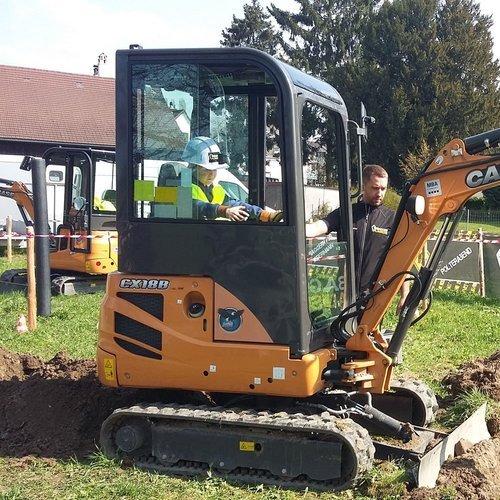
top-left (391, 378), bottom-right (439, 425)
top-left (51, 275), bottom-right (106, 295)
top-left (101, 403), bottom-right (375, 491)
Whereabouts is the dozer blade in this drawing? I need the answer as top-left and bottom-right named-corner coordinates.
top-left (413, 403), bottom-right (490, 488)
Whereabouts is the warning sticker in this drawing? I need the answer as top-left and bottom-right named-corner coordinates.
top-left (272, 367), bottom-right (285, 380)
top-left (103, 357), bottom-right (115, 381)
top-left (239, 441), bottom-right (255, 452)
top-left (425, 179), bottom-right (442, 197)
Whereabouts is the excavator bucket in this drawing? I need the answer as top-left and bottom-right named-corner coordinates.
top-left (413, 404), bottom-right (490, 488)
top-left (374, 404), bottom-right (490, 488)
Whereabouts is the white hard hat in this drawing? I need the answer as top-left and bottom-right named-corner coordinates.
top-left (181, 136), bottom-right (229, 170)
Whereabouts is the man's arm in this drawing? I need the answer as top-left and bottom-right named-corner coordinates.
top-left (306, 208), bottom-right (340, 238)
top-left (306, 220), bottom-right (329, 238)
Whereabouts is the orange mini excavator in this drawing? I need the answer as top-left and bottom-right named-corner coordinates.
top-left (0, 147), bottom-right (117, 294)
top-left (97, 47), bottom-right (498, 490)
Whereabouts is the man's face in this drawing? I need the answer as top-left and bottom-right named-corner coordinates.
top-left (362, 174), bottom-right (388, 206)
top-left (196, 165), bottom-right (217, 186)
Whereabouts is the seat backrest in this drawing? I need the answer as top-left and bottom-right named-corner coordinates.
top-left (158, 163), bottom-right (180, 186)
top-left (102, 189), bottom-right (117, 204)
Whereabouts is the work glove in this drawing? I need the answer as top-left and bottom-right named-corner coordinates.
top-left (259, 209), bottom-right (284, 222)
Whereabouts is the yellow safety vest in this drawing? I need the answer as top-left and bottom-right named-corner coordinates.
top-left (191, 184), bottom-right (226, 204)
top-left (93, 196), bottom-right (116, 211)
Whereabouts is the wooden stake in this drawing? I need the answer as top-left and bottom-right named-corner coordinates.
top-left (478, 228), bottom-right (485, 298)
top-left (6, 215), bottom-right (12, 263)
top-left (26, 226), bottom-right (37, 331)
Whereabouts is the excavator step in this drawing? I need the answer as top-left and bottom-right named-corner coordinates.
top-left (101, 403), bottom-right (375, 491)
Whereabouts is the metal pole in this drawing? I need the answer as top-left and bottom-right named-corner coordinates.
top-left (31, 158), bottom-right (51, 316)
top-left (26, 226), bottom-right (37, 330)
top-left (53, 184), bottom-right (57, 233)
top-left (478, 228), bottom-right (485, 297)
top-left (6, 215), bottom-right (12, 262)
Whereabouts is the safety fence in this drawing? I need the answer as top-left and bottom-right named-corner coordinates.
top-left (461, 209), bottom-right (500, 230)
top-left (425, 230), bottom-right (500, 298)
top-left (2, 223), bottom-right (499, 299)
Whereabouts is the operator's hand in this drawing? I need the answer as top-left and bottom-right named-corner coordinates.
top-left (259, 209), bottom-right (283, 222)
top-left (225, 205), bottom-right (250, 222)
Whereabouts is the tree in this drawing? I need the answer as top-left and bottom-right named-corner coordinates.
top-left (359, 0), bottom-right (500, 186)
top-left (270, 0), bottom-right (379, 184)
top-left (433, 0), bottom-right (500, 144)
top-left (220, 0), bottom-right (279, 55)
top-left (270, 0), bottom-right (379, 113)
top-left (358, 0), bottom-right (442, 185)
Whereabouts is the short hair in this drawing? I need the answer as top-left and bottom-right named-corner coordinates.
top-left (362, 164), bottom-right (388, 183)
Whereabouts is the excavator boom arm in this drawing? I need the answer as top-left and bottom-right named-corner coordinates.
top-left (345, 130), bottom-right (500, 393)
top-left (0, 178), bottom-right (35, 225)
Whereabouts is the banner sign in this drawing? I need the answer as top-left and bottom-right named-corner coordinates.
top-left (428, 240), bottom-right (480, 283)
top-left (483, 242), bottom-right (500, 298)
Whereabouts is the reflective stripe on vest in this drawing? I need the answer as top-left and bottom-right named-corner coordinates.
top-left (191, 184), bottom-right (226, 204)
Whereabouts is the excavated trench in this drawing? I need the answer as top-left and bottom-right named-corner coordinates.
top-left (0, 348), bottom-right (198, 458)
top-left (1, 348), bottom-right (499, 498)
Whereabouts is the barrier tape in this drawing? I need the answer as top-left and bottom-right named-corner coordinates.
top-left (433, 278), bottom-right (480, 293)
top-left (429, 229), bottom-right (499, 243)
top-left (307, 254), bottom-right (346, 263)
top-left (0, 234), bottom-right (117, 240)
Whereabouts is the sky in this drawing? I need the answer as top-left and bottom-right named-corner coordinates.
top-left (0, 0), bottom-right (498, 78)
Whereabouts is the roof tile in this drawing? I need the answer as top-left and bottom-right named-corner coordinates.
top-left (0, 65), bottom-right (115, 147)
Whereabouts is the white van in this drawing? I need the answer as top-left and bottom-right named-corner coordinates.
top-left (216, 168), bottom-right (248, 203)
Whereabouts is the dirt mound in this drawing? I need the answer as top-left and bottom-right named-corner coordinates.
top-left (487, 414), bottom-right (500, 436)
top-left (442, 351), bottom-right (500, 401)
top-left (0, 349), bottom-right (194, 459)
top-left (409, 352), bottom-right (500, 499)
top-left (437, 437), bottom-right (500, 499)
top-left (0, 348), bottom-right (42, 381)
top-left (409, 437), bottom-right (500, 500)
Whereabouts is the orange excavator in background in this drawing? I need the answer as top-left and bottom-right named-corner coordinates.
top-left (0, 147), bottom-right (118, 294)
top-left (96, 47), bottom-right (498, 490)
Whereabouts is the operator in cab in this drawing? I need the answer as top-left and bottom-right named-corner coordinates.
top-left (306, 164), bottom-right (409, 311)
top-left (182, 136), bottom-right (281, 222)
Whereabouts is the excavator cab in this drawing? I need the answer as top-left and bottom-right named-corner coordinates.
top-left (40, 147), bottom-right (118, 292)
top-left (98, 47), bottom-right (498, 490)
top-left (109, 47), bottom-right (356, 358)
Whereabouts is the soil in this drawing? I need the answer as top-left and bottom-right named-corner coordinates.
top-left (442, 350), bottom-right (500, 401)
top-left (408, 351), bottom-right (500, 500)
top-left (0, 349), bottom-right (199, 459)
top-left (1, 347), bottom-right (499, 499)
top-left (408, 437), bottom-right (500, 500)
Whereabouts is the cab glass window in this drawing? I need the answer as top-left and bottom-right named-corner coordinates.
top-left (303, 102), bottom-right (346, 328)
top-left (131, 63), bottom-right (284, 222)
top-left (93, 159), bottom-right (117, 213)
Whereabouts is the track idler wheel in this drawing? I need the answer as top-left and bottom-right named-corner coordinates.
top-left (390, 377), bottom-right (438, 426)
top-left (111, 416), bottom-right (152, 457)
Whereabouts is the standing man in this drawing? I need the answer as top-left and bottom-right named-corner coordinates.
top-left (306, 164), bottom-right (408, 312)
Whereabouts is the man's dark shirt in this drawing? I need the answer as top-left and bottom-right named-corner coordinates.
top-left (322, 201), bottom-right (395, 293)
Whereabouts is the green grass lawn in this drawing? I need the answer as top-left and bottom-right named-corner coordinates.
top-left (0, 254), bottom-right (498, 499)
top-left (434, 219), bottom-right (500, 235)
